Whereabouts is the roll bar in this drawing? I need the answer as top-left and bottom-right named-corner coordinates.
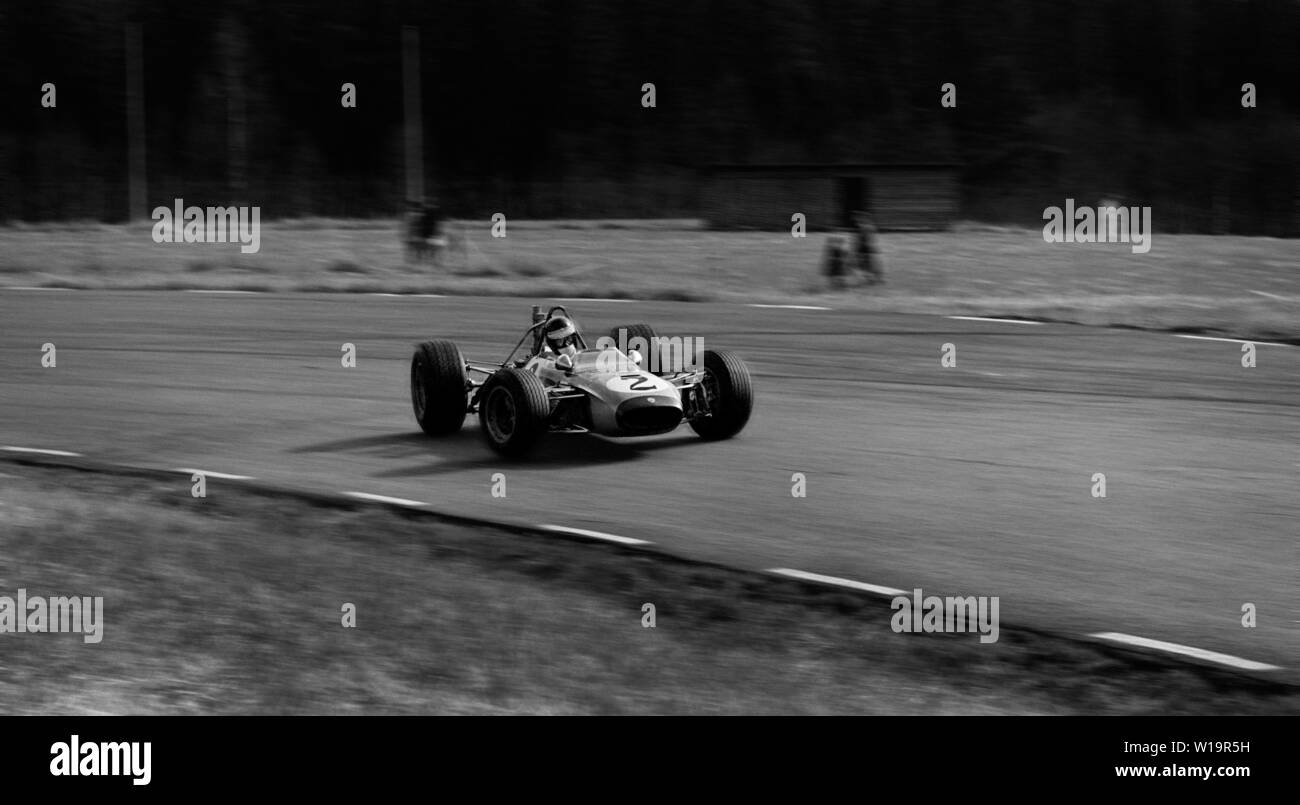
top-left (500, 304), bottom-right (588, 366)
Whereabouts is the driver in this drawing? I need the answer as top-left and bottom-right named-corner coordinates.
top-left (541, 315), bottom-right (579, 359)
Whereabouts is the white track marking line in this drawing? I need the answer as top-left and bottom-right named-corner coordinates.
top-left (1089, 632), bottom-right (1280, 672)
top-left (768, 568), bottom-right (906, 597)
top-left (184, 289), bottom-right (262, 294)
top-left (2, 446), bottom-right (82, 457)
top-left (174, 468), bottom-right (255, 480)
top-left (748, 304), bottom-right (832, 311)
top-left (1248, 290), bottom-right (1290, 301)
top-left (344, 491), bottom-right (426, 507)
top-left (947, 316), bottom-right (1044, 325)
top-left (4, 286), bottom-right (75, 291)
top-left (538, 524), bottom-right (651, 546)
top-left (1174, 334), bottom-right (1292, 347)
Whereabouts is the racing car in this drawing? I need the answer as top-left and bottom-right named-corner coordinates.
top-left (409, 305), bottom-right (753, 456)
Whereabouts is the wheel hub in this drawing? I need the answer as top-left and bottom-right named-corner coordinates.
top-left (485, 387), bottom-right (517, 442)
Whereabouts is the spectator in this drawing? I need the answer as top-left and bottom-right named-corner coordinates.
top-left (405, 197), bottom-right (444, 263)
top-left (822, 234), bottom-right (849, 289)
top-left (852, 210), bottom-right (884, 285)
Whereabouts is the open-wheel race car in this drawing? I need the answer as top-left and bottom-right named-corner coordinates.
top-left (410, 305), bottom-right (753, 456)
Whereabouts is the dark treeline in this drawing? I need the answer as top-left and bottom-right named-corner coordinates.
top-left (1, 0), bottom-right (1297, 232)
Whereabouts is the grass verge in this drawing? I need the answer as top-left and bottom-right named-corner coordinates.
top-left (0, 220), bottom-right (1295, 342)
top-left (0, 460), bottom-right (1294, 715)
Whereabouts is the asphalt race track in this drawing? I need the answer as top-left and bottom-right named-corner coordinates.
top-left (2, 290), bottom-right (1296, 675)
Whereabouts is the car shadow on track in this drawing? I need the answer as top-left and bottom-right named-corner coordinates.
top-left (291, 427), bottom-right (704, 476)
top-left (289, 432), bottom-right (442, 459)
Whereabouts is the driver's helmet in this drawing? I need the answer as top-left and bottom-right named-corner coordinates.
top-left (543, 316), bottom-right (578, 353)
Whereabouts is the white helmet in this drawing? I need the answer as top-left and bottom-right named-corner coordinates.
top-left (544, 316), bottom-right (578, 352)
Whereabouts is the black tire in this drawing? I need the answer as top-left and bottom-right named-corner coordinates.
top-left (411, 340), bottom-right (468, 435)
top-left (478, 367), bottom-right (551, 457)
top-left (689, 349), bottom-right (754, 441)
top-left (608, 323), bottom-right (660, 373)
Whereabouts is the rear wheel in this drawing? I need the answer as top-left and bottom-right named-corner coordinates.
top-left (609, 323), bottom-right (660, 373)
top-left (689, 349), bottom-right (753, 440)
top-left (411, 340), bottom-right (468, 435)
top-left (479, 368), bottom-right (551, 456)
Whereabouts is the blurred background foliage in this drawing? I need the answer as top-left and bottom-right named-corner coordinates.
top-left (0, 0), bottom-right (1296, 232)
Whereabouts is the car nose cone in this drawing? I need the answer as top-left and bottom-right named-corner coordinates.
top-left (615, 396), bottom-right (682, 434)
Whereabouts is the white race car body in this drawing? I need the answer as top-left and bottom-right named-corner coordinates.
top-left (409, 304), bottom-right (752, 456)
top-left (524, 348), bottom-right (687, 436)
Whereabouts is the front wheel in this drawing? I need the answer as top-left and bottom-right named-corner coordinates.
top-left (689, 349), bottom-right (753, 441)
top-left (479, 368), bottom-right (551, 456)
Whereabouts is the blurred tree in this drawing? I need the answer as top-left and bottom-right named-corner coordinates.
top-left (0, 0), bottom-right (1294, 232)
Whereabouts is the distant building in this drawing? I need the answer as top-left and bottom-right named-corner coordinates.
top-left (700, 163), bottom-right (960, 231)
